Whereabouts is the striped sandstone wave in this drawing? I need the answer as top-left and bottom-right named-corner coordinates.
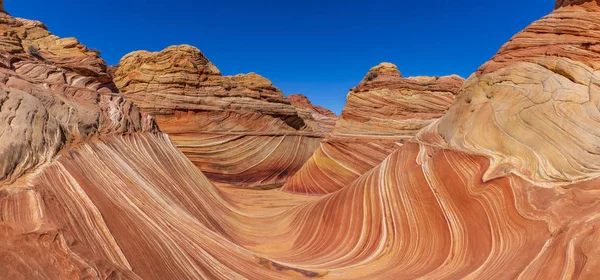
top-left (0, 5), bottom-right (157, 185)
top-left (417, 0), bottom-right (600, 186)
top-left (282, 63), bottom-right (463, 194)
top-left (3, 1), bottom-right (600, 279)
top-left (6, 136), bottom-right (599, 279)
top-left (172, 133), bottom-right (321, 188)
top-left (113, 46), bottom-right (328, 188)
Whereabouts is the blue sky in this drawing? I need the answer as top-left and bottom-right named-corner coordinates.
top-left (6, 0), bottom-right (552, 114)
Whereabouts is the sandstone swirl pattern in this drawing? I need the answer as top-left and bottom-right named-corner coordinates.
top-left (3, 1), bottom-right (600, 279)
top-left (282, 63), bottom-right (463, 194)
top-left (418, 0), bottom-right (600, 186)
top-left (113, 46), bottom-right (325, 188)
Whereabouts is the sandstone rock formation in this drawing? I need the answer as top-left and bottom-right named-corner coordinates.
top-left (5, 1), bottom-right (600, 279)
top-left (0, 6), bottom-right (314, 279)
top-left (282, 63), bottom-right (463, 194)
top-left (106, 65), bottom-right (118, 79)
top-left (555, 0), bottom-right (595, 8)
top-left (0, 7), bottom-right (156, 185)
top-left (404, 1), bottom-right (600, 277)
top-left (419, 0), bottom-right (600, 186)
top-left (288, 93), bottom-right (337, 134)
top-left (113, 45), bottom-right (324, 188)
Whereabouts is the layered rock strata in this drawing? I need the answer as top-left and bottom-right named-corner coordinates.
top-left (419, 0), bottom-right (600, 186)
top-left (4, 1), bottom-right (600, 279)
top-left (282, 63), bottom-right (463, 194)
top-left (288, 93), bottom-right (337, 134)
top-left (0, 7), bottom-right (156, 185)
top-left (113, 45), bottom-right (324, 188)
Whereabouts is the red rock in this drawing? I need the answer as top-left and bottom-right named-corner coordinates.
top-left (420, 0), bottom-right (600, 185)
top-left (282, 63), bottom-right (463, 194)
top-left (113, 45), bottom-right (325, 188)
top-left (555, 0), bottom-right (596, 8)
top-left (408, 1), bottom-right (600, 276)
top-left (0, 8), bottom-right (157, 185)
top-left (288, 93), bottom-right (337, 134)
top-left (106, 65), bottom-right (118, 79)
top-left (114, 45), bottom-right (305, 132)
top-left (4, 1), bottom-right (600, 279)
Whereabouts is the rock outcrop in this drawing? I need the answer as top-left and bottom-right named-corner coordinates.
top-left (0, 8), bottom-right (156, 185)
top-left (555, 0), bottom-right (597, 8)
top-left (0, 7), bottom-right (244, 279)
top-left (403, 1), bottom-right (600, 277)
top-left (419, 0), bottom-right (600, 186)
top-left (0, 7), bottom-right (313, 279)
top-left (114, 45), bottom-right (307, 132)
top-left (113, 45), bottom-right (324, 188)
top-left (282, 63), bottom-right (463, 194)
top-left (5, 1), bottom-right (600, 279)
top-left (288, 93), bottom-right (337, 134)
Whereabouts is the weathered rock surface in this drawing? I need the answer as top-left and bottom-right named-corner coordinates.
top-left (282, 63), bottom-right (463, 194)
top-left (0, 6), bottom-right (306, 279)
top-left (288, 93), bottom-right (337, 134)
top-left (419, 0), bottom-right (600, 186)
top-left (106, 65), bottom-right (118, 79)
top-left (113, 45), bottom-right (324, 188)
top-left (5, 1), bottom-right (600, 279)
top-left (0, 8), bottom-right (157, 185)
top-left (555, 0), bottom-right (597, 8)
top-left (114, 45), bottom-right (305, 132)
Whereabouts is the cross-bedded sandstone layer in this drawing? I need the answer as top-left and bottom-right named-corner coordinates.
top-left (0, 7), bottom-right (157, 185)
top-left (418, 0), bottom-right (600, 186)
top-left (8, 132), bottom-right (600, 279)
top-left (113, 45), bottom-right (327, 188)
top-left (281, 63), bottom-right (463, 194)
top-left (3, 1), bottom-right (600, 279)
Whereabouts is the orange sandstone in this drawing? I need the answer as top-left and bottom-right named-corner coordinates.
top-left (282, 63), bottom-right (463, 194)
top-left (113, 45), bottom-right (324, 188)
top-left (2, 1), bottom-right (600, 279)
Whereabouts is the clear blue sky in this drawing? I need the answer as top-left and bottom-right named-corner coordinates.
top-left (5, 0), bottom-right (552, 114)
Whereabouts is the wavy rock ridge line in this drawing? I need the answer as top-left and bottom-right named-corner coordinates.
top-left (175, 133), bottom-right (320, 187)
top-left (418, 0), bottom-right (600, 186)
top-left (282, 63), bottom-right (463, 194)
top-left (10, 136), bottom-right (599, 279)
top-left (1, 133), bottom-right (308, 279)
top-left (4, 1), bottom-right (600, 279)
top-left (114, 45), bottom-right (326, 188)
top-left (26, 134), bottom-right (308, 279)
